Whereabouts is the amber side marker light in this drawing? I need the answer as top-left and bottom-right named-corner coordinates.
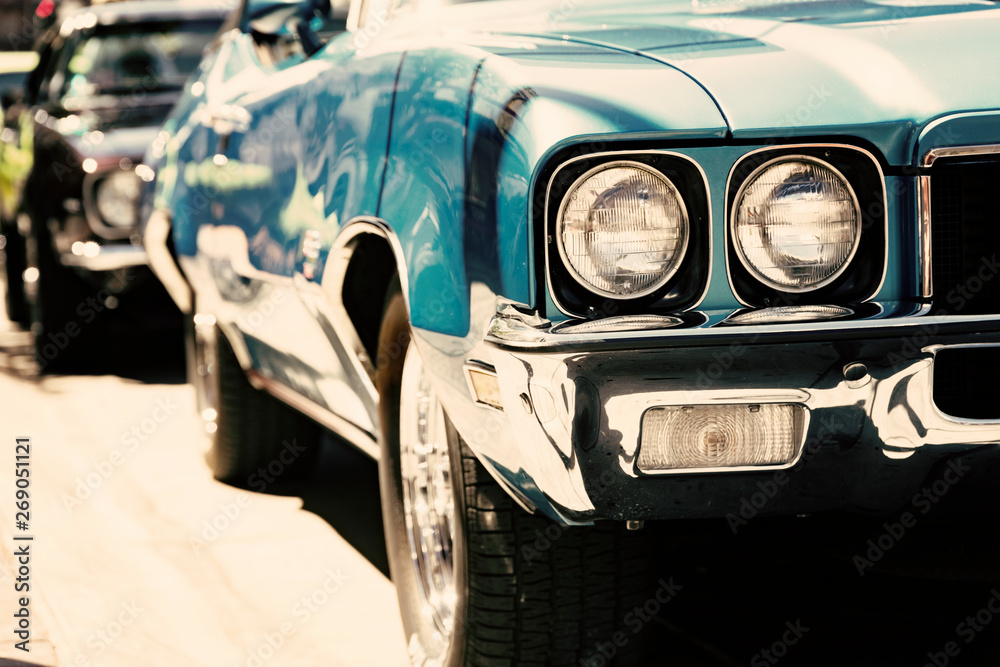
top-left (466, 366), bottom-right (503, 411)
top-left (637, 404), bottom-right (806, 473)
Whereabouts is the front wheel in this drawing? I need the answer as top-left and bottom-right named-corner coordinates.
top-left (377, 290), bottom-right (653, 667)
top-left (198, 318), bottom-right (319, 486)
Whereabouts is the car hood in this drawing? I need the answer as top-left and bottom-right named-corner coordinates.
top-left (445, 0), bottom-right (1000, 161)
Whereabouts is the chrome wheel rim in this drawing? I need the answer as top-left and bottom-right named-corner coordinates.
top-left (399, 344), bottom-right (456, 655)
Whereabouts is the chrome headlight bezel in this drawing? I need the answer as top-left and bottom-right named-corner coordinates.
top-left (730, 155), bottom-right (862, 294)
top-left (555, 160), bottom-right (690, 300)
top-left (725, 145), bottom-right (888, 307)
top-left (544, 151), bottom-right (711, 318)
top-left (96, 170), bottom-right (141, 229)
top-left (83, 167), bottom-right (142, 239)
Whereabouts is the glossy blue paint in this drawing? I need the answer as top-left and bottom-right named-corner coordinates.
top-left (379, 46), bottom-right (480, 337)
top-left (143, 0), bottom-right (1000, 523)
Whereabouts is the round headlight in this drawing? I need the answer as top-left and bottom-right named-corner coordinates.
top-left (732, 156), bottom-right (861, 292)
top-left (96, 170), bottom-right (141, 229)
top-left (557, 161), bottom-right (689, 299)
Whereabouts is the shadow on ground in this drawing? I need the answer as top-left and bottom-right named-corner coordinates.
top-left (7, 284), bottom-right (998, 666)
top-left (254, 433), bottom-right (391, 579)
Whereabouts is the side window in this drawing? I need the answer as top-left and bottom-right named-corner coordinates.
top-left (245, 0), bottom-right (348, 62)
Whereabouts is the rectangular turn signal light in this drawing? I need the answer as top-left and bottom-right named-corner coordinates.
top-left (637, 404), bottom-right (806, 473)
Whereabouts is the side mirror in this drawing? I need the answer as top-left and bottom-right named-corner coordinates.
top-left (246, 0), bottom-right (308, 36)
top-left (245, 0), bottom-right (331, 55)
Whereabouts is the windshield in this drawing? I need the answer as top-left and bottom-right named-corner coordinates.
top-left (53, 20), bottom-right (218, 107)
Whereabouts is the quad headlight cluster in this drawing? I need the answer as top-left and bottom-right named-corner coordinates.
top-left (548, 147), bottom-right (882, 316)
top-left (731, 156), bottom-right (861, 293)
top-left (556, 161), bottom-right (689, 299)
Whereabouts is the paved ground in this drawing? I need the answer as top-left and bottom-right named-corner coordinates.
top-left (1, 297), bottom-right (1000, 667)
top-left (0, 319), bottom-right (410, 667)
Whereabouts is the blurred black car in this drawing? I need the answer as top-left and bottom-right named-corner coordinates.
top-left (3, 0), bottom-right (226, 368)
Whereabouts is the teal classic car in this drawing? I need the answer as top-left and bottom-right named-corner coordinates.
top-left (142, 0), bottom-right (1000, 663)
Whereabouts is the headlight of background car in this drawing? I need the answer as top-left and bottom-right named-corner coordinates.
top-left (95, 170), bottom-right (141, 229)
top-left (557, 161), bottom-right (689, 299)
top-left (732, 156), bottom-right (861, 292)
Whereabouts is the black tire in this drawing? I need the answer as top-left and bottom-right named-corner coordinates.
top-left (209, 325), bottom-right (320, 486)
top-left (2, 216), bottom-right (29, 325)
top-left (377, 288), bottom-right (653, 667)
top-left (30, 221), bottom-right (93, 372)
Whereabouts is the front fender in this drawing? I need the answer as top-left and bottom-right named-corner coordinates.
top-left (381, 41), bottom-right (728, 523)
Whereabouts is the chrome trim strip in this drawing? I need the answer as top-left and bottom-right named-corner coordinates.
top-left (487, 300), bottom-right (1000, 350)
top-left (921, 144), bottom-right (1000, 168)
top-left (143, 209), bottom-right (193, 314)
top-left (917, 144), bottom-right (1000, 299)
top-left (724, 143), bottom-right (890, 305)
top-left (246, 368), bottom-right (381, 459)
top-left (543, 149), bottom-right (713, 317)
top-left (917, 174), bottom-right (934, 298)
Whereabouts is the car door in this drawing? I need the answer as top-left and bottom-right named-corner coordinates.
top-left (190, 0), bottom-right (403, 442)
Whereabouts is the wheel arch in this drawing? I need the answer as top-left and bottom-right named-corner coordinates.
top-left (322, 217), bottom-right (412, 373)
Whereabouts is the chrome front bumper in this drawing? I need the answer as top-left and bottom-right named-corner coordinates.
top-left (481, 305), bottom-right (1000, 524)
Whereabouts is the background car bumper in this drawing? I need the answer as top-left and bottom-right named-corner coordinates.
top-left (60, 244), bottom-right (148, 271)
